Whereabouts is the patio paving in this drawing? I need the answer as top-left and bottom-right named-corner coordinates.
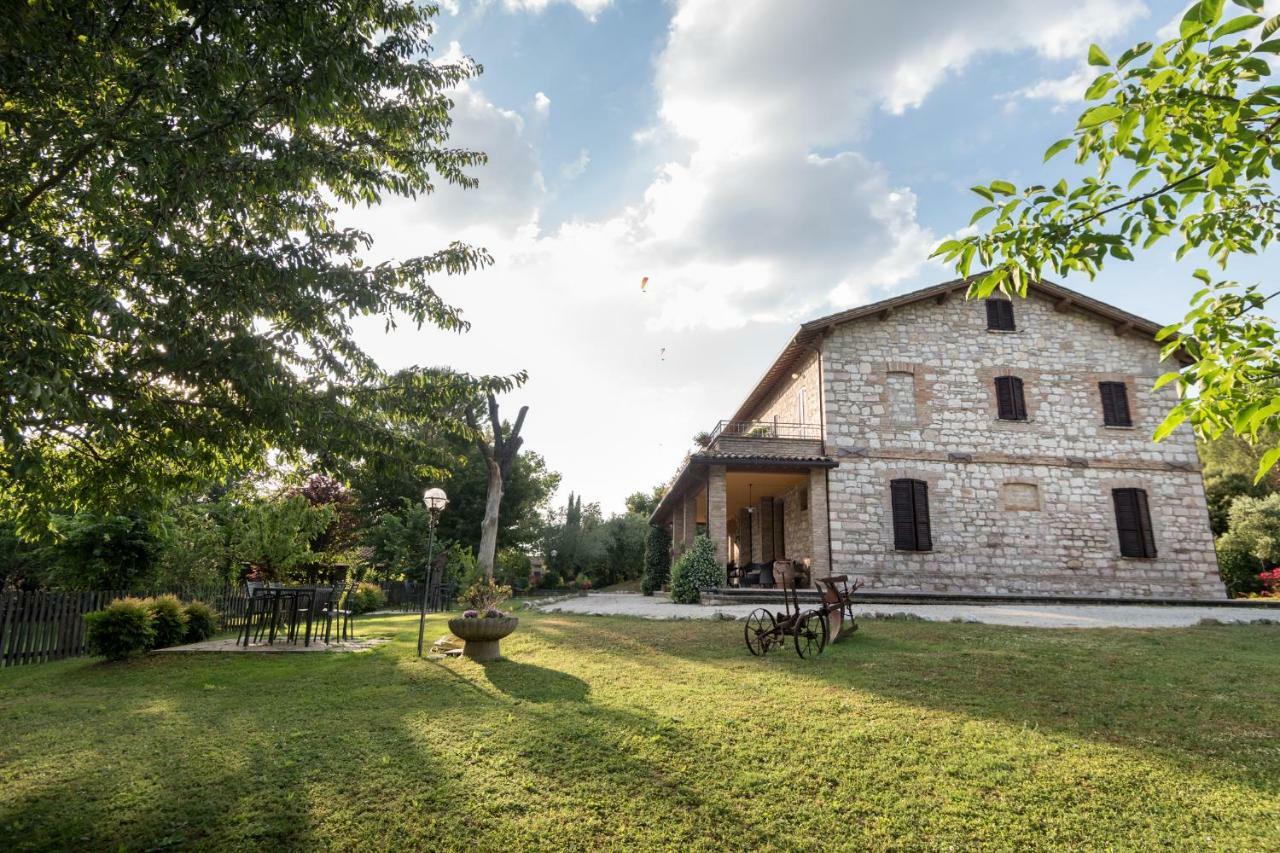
top-left (532, 592), bottom-right (1280, 629)
top-left (153, 636), bottom-right (387, 654)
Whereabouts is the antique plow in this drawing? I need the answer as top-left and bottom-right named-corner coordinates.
top-left (743, 570), bottom-right (861, 659)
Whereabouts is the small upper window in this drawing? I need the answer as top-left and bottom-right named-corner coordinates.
top-left (994, 375), bottom-right (1027, 421)
top-left (1099, 381), bottom-right (1132, 427)
top-left (986, 298), bottom-right (1016, 331)
top-left (1113, 488), bottom-right (1157, 558)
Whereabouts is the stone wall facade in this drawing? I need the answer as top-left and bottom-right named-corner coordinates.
top-left (751, 349), bottom-right (822, 427)
top-left (818, 288), bottom-right (1223, 598)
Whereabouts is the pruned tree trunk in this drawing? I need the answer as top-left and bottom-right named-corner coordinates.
top-left (477, 457), bottom-right (503, 580)
top-left (466, 393), bottom-right (528, 580)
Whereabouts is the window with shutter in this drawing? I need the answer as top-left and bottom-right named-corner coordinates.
top-left (890, 478), bottom-right (932, 551)
top-left (986, 299), bottom-right (1016, 331)
top-left (1113, 488), bottom-right (1157, 558)
top-left (1099, 381), bottom-right (1132, 427)
top-left (994, 375), bottom-right (1027, 420)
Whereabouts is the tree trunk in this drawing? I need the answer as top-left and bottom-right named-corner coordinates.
top-left (477, 456), bottom-right (504, 580)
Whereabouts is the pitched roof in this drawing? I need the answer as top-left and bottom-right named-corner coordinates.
top-left (728, 275), bottom-right (1182, 424)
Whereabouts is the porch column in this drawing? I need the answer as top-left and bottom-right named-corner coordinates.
top-left (808, 467), bottom-right (830, 578)
top-left (671, 500), bottom-right (685, 557)
top-left (707, 465), bottom-right (728, 569)
top-left (681, 490), bottom-right (697, 550)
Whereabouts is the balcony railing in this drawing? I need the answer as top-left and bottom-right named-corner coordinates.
top-left (706, 419), bottom-right (822, 444)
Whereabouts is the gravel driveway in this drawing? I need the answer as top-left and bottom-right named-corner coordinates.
top-left (532, 592), bottom-right (1278, 629)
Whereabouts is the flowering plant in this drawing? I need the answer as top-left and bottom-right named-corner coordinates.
top-left (460, 578), bottom-right (513, 616)
top-left (483, 607), bottom-right (504, 619)
top-left (462, 609), bottom-right (479, 618)
top-left (1258, 568), bottom-right (1280, 598)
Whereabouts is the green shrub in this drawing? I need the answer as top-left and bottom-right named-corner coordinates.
top-left (1216, 532), bottom-right (1266, 597)
top-left (669, 535), bottom-right (722, 604)
top-left (183, 600), bottom-right (219, 642)
top-left (145, 594), bottom-right (189, 649)
top-left (641, 524), bottom-right (672, 596)
top-left (348, 582), bottom-right (386, 615)
top-left (84, 598), bottom-right (155, 660)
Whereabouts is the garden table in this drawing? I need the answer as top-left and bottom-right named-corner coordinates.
top-left (239, 586), bottom-right (323, 647)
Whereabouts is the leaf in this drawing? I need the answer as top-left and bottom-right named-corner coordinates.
top-left (1043, 138), bottom-right (1073, 161)
top-left (1255, 39), bottom-right (1280, 53)
top-left (1116, 109), bottom-right (1141, 148)
top-left (1153, 407), bottom-right (1188, 442)
top-left (971, 185), bottom-right (994, 202)
top-left (1264, 14), bottom-right (1280, 38)
top-left (1193, 268), bottom-right (1213, 285)
top-left (1257, 447), bottom-right (1280, 483)
top-left (1181, 2), bottom-right (1209, 38)
top-left (1153, 370), bottom-right (1181, 388)
top-left (1212, 14), bottom-right (1263, 38)
top-left (969, 206), bottom-right (996, 225)
top-left (1232, 0), bottom-right (1263, 10)
top-left (1117, 42), bottom-right (1153, 69)
top-left (1078, 105), bottom-right (1124, 127)
top-left (1088, 43), bottom-right (1111, 66)
top-left (989, 180), bottom-right (1017, 196)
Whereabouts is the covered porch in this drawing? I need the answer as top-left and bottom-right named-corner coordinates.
top-left (651, 451), bottom-right (836, 587)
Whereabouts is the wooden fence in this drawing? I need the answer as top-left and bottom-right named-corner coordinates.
top-left (0, 585), bottom-right (251, 668)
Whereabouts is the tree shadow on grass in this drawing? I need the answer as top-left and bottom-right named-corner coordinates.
top-left (635, 615), bottom-right (1280, 795)
top-left (481, 660), bottom-right (589, 703)
top-left (0, 641), bottom-right (473, 851)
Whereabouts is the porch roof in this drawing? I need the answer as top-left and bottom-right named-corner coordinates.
top-left (649, 451), bottom-right (836, 524)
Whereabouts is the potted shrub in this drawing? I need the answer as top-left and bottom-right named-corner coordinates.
top-left (447, 579), bottom-right (518, 661)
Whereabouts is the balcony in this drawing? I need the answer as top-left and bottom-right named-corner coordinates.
top-left (703, 419), bottom-right (823, 456)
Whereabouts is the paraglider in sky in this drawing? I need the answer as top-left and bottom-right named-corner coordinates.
top-left (641, 276), bottom-right (649, 291)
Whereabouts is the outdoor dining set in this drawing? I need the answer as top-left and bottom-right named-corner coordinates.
top-left (237, 580), bottom-right (359, 648)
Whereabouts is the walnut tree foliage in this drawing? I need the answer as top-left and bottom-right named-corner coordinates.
top-left (935, 0), bottom-right (1280, 479)
top-left (0, 1), bottom-right (520, 529)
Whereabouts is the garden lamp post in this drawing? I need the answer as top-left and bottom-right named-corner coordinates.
top-left (416, 486), bottom-right (449, 657)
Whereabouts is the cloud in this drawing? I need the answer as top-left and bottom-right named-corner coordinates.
top-left (346, 0), bottom-right (1157, 511)
top-left (502, 0), bottom-right (612, 21)
top-left (1007, 66), bottom-right (1094, 107)
top-left (560, 148), bottom-right (590, 180)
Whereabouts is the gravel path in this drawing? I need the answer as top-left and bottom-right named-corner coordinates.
top-left (532, 592), bottom-right (1278, 629)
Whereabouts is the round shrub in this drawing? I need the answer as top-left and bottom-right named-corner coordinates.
top-left (1216, 532), bottom-right (1265, 597)
top-left (145, 594), bottom-right (189, 649)
top-left (84, 597), bottom-right (155, 661)
top-left (348, 582), bottom-right (386, 615)
top-left (669, 535), bottom-right (722, 604)
top-left (183, 600), bottom-right (219, 643)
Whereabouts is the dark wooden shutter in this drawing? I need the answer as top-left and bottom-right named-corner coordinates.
top-left (986, 299), bottom-right (1015, 331)
top-left (891, 479), bottom-right (931, 551)
top-left (995, 376), bottom-right (1026, 420)
top-left (1113, 488), bottom-right (1156, 558)
top-left (1099, 381), bottom-right (1132, 426)
top-left (912, 479), bottom-right (932, 551)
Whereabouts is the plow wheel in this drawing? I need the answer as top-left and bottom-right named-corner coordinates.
top-left (793, 612), bottom-right (828, 659)
top-left (744, 608), bottom-right (776, 656)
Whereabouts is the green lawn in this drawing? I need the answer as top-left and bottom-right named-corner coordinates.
top-left (1, 612), bottom-right (1277, 851)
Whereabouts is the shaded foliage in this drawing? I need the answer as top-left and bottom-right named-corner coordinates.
top-left (1, 0), bottom-right (518, 527)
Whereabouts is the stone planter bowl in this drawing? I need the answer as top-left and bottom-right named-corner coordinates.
top-left (447, 615), bottom-right (519, 662)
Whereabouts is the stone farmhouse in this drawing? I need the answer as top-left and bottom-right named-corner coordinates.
top-left (649, 277), bottom-right (1225, 599)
